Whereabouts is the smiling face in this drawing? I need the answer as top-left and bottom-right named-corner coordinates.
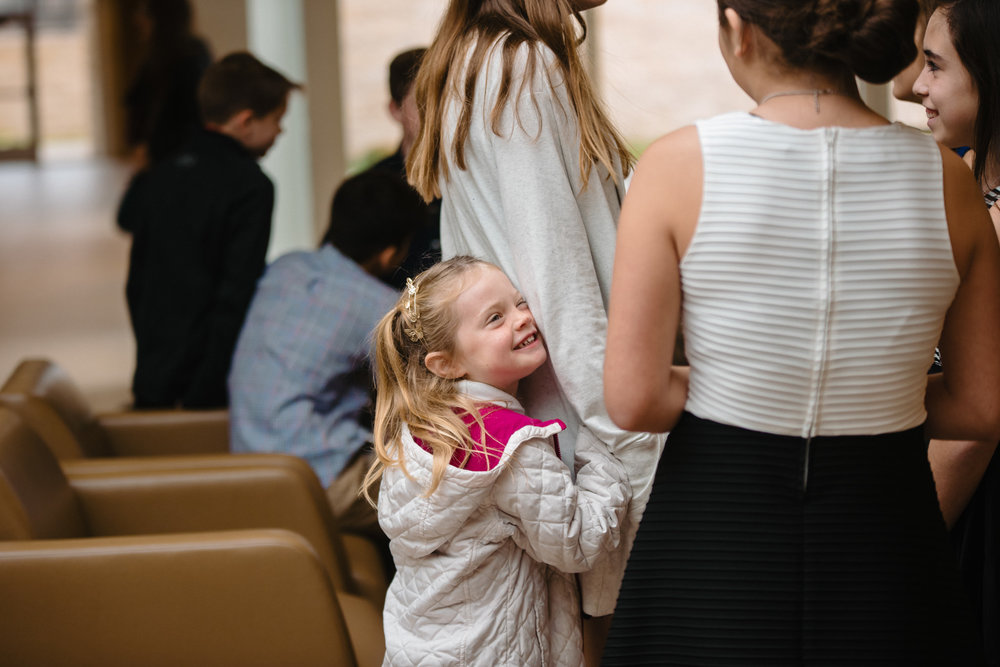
top-left (427, 265), bottom-right (547, 395)
top-left (913, 9), bottom-right (979, 149)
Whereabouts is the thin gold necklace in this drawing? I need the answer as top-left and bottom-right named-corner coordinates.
top-left (759, 88), bottom-right (833, 113)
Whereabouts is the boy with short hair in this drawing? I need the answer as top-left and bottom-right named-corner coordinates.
top-left (119, 51), bottom-right (300, 409)
top-left (228, 170), bottom-right (424, 536)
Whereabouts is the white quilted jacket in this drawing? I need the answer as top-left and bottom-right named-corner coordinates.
top-left (379, 382), bottom-right (630, 666)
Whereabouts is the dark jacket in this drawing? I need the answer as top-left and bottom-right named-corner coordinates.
top-left (119, 129), bottom-right (273, 408)
top-left (369, 148), bottom-right (441, 288)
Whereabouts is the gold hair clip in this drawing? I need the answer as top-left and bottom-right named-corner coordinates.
top-left (403, 277), bottom-right (424, 342)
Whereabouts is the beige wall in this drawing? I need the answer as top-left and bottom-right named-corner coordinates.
top-left (190, 0), bottom-right (248, 58)
top-left (303, 0), bottom-right (346, 240)
top-left (91, 0), bottom-right (127, 156)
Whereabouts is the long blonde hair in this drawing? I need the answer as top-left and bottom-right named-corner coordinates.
top-left (363, 256), bottom-right (494, 505)
top-left (407, 0), bottom-right (634, 202)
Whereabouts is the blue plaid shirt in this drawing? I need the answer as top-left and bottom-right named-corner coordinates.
top-left (228, 245), bottom-right (398, 484)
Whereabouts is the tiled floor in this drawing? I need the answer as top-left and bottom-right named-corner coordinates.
top-left (0, 155), bottom-right (135, 411)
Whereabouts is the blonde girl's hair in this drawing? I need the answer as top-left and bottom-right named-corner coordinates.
top-left (406, 0), bottom-right (634, 202)
top-left (362, 256), bottom-right (495, 505)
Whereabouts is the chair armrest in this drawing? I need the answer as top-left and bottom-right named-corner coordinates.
top-left (0, 394), bottom-right (90, 458)
top-left (96, 409), bottom-right (229, 456)
top-left (336, 591), bottom-right (387, 667)
top-left (64, 460), bottom-right (355, 594)
top-left (0, 529), bottom-right (358, 667)
top-left (61, 451), bottom-right (308, 476)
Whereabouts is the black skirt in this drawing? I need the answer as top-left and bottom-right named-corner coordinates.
top-left (603, 412), bottom-right (982, 666)
top-left (952, 448), bottom-right (1000, 666)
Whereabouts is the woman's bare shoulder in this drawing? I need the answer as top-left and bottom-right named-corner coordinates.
top-left (630, 125), bottom-right (703, 200)
top-left (640, 125), bottom-right (701, 164)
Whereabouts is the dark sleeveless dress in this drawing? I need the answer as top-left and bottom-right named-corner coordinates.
top-left (953, 450), bottom-right (1000, 666)
top-left (602, 413), bottom-right (982, 666)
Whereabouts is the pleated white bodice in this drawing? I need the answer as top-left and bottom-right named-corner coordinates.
top-left (682, 112), bottom-right (959, 438)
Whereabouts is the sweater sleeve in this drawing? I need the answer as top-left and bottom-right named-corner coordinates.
top-left (482, 45), bottom-right (666, 615)
top-left (493, 430), bottom-right (630, 574)
top-left (486, 61), bottom-right (615, 457)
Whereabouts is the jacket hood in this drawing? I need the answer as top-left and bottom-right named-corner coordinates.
top-left (378, 381), bottom-right (562, 559)
top-left (378, 426), bottom-right (506, 558)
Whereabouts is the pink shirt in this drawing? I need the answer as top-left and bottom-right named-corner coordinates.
top-left (415, 383), bottom-right (564, 471)
top-left (455, 406), bottom-right (564, 471)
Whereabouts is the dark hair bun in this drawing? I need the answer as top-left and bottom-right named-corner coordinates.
top-left (810, 0), bottom-right (919, 83)
top-left (726, 0), bottom-right (919, 83)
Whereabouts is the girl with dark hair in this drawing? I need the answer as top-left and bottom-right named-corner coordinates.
top-left (601, 0), bottom-right (1000, 663)
top-left (914, 2), bottom-right (1000, 661)
top-left (916, 0), bottom-right (1000, 208)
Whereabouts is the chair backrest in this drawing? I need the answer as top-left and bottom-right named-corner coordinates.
top-left (0, 530), bottom-right (362, 666)
top-left (0, 406), bottom-right (89, 540)
top-left (0, 358), bottom-right (112, 457)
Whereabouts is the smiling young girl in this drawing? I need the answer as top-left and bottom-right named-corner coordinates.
top-left (913, 2), bottom-right (1000, 660)
top-left (365, 256), bottom-right (630, 666)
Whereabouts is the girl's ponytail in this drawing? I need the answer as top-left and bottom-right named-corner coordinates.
top-left (361, 307), bottom-right (411, 506)
top-left (362, 256), bottom-right (495, 506)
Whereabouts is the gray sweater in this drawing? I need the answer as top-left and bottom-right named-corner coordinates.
top-left (438, 36), bottom-right (665, 616)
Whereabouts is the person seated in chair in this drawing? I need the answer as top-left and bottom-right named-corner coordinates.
top-left (228, 170), bottom-right (423, 538)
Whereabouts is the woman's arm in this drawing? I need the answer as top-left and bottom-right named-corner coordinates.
top-left (603, 127), bottom-right (702, 433)
top-left (925, 145), bottom-right (1000, 441)
top-left (928, 438), bottom-right (998, 528)
top-left (927, 151), bottom-right (1000, 528)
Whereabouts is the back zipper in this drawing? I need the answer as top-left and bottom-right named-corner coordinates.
top-left (802, 436), bottom-right (812, 495)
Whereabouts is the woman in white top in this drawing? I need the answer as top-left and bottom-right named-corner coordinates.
top-left (602, 0), bottom-right (1000, 663)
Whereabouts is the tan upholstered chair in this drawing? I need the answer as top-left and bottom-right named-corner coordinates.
top-left (63, 448), bottom-right (389, 609)
top-left (0, 530), bottom-right (380, 667)
top-left (0, 406), bottom-right (386, 665)
top-left (0, 358), bottom-right (388, 607)
top-left (0, 358), bottom-right (228, 459)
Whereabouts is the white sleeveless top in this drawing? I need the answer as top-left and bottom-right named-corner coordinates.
top-left (682, 112), bottom-right (959, 438)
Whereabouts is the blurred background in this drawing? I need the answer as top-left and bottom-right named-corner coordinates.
top-left (0, 0), bottom-right (927, 410)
